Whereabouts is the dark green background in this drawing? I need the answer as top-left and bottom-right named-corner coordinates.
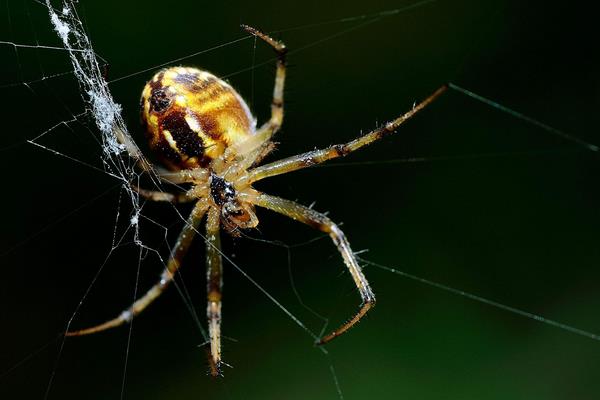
top-left (2, 0), bottom-right (599, 399)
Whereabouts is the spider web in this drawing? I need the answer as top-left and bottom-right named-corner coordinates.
top-left (1, 0), bottom-right (600, 399)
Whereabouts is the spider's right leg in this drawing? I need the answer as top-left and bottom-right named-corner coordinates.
top-left (205, 206), bottom-right (224, 376)
top-left (245, 85), bottom-right (448, 184)
top-left (217, 26), bottom-right (286, 172)
top-left (245, 190), bottom-right (375, 345)
top-left (241, 24), bottom-right (287, 137)
top-left (66, 199), bottom-right (209, 336)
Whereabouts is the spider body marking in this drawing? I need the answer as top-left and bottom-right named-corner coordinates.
top-left (66, 24), bottom-right (448, 377)
top-left (141, 67), bottom-right (257, 170)
top-left (141, 66), bottom-right (263, 233)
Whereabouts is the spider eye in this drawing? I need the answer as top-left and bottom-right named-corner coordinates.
top-left (140, 66), bottom-right (256, 171)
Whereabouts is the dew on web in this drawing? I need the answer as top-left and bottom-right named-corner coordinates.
top-left (1, 0), bottom-right (600, 399)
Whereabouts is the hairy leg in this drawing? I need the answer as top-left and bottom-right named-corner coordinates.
top-left (242, 24), bottom-right (287, 136)
top-left (66, 199), bottom-right (209, 336)
top-left (245, 190), bottom-right (374, 344)
top-left (218, 25), bottom-right (287, 175)
top-left (157, 168), bottom-right (209, 185)
top-left (205, 206), bottom-right (224, 375)
top-left (244, 85), bottom-right (448, 184)
top-left (135, 186), bottom-right (194, 203)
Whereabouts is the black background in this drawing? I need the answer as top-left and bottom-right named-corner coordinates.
top-left (1, 1), bottom-right (600, 399)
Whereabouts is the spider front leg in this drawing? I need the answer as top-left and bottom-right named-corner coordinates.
top-left (219, 25), bottom-right (287, 172)
top-left (66, 199), bottom-right (209, 336)
top-left (205, 207), bottom-right (224, 375)
top-left (245, 85), bottom-right (448, 184)
top-left (241, 24), bottom-right (287, 136)
top-left (244, 190), bottom-right (375, 345)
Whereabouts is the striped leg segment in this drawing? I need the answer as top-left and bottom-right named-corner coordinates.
top-left (241, 24), bottom-right (287, 134)
top-left (246, 85), bottom-right (448, 184)
top-left (248, 191), bottom-right (375, 345)
top-left (66, 199), bottom-right (209, 336)
top-left (221, 25), bottom-right (287, 172)
top-left (206, 206), bottom-right (224, 375)
top-left (135, 186), bottom-right (194, 203)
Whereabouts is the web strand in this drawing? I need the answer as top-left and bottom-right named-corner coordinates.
top-left (359, 257), bottom-right (600, 342)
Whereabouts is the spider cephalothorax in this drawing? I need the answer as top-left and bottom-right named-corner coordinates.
top-left (66, 24), bottom-right (447, 377)
top-left (209, 174), bottom-right (258, 232)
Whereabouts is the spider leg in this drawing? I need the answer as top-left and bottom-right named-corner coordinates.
top-left (205, 206), bottom-right (224, 376)
top-left (249, 141), bottom-right (277, 168)
top-left (245, 190), bottom-right (375, 345)
top-left (113, 125), bottom-right (153, 173)
top-left (245, 85), bottom-right (448, 184)
top-left (158, 168), bottom-right (209, 185)
top-left (218, 25), bottom-right (286, 174)
top-left (241, 24), bottom-right (287, 136)
top-left (96, 63), bottom-right (151, 173)
top-left (66, 199), bottom-right (209, 336)
top-left (135, 186), bottom-right (194, 203)
top-left (133, 168), bottom-right (209, 203)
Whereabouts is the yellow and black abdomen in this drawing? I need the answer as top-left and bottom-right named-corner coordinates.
top-left (140, 67), bottom-right (256, 170)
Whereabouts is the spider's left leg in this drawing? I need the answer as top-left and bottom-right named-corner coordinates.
top-left (245, 85), bottom-right (448, 184)
top-left (135, 186), bottom-right (194, 203)
top-left (113, 125), bottom-right (153, 173)
top-left (66, 199), bottom-right (209, 336)
top-left (205, 206), bottom-right (224, 375)
top-left (244, 190), bottom-right (374, 345)
top-left (134, 169), bottom-right (209, 203)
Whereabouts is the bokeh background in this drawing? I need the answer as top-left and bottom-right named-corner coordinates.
top-left (2, 0), bottom-right (600, 399)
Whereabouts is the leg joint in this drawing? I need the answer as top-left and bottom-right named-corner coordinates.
top-left (333, 144), bottom-right (351, 157)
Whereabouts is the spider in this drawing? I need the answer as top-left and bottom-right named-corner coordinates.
top-left (66, 25), bottom-right (447, 375)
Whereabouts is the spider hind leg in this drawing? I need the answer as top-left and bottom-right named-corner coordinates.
top-left (245, 190), bottom-right (375, 345)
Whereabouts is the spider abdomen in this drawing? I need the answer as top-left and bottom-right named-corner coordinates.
top-left (140, 67), bottom-right (256, 170)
